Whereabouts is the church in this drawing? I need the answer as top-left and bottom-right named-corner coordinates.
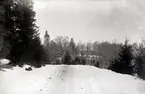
top-left (43, 30), bottom-right (50, 47)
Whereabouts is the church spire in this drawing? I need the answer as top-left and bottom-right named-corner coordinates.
top-left (44, 30), bottom-right (50, 38)
top-left (44, 30), bottom-right (50, 47)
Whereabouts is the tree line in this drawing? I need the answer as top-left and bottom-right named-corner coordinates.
top-left (1, 0), bottom-right (48, 67)
top-left (45, 36), bottom-right (120, 66)
top-left (44, 36), bottom-right (145, 79)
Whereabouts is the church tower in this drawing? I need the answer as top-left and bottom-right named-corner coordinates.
top-left (44, 30), bottom-right (50, 47)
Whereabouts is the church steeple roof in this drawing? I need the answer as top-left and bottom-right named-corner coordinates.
top-left (44, 30), bottom-right (50, 38)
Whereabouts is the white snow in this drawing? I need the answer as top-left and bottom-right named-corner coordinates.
top-left (0, 65), bottom-right (145, 94)
top-left (0, 59), bottom-right (11, 65)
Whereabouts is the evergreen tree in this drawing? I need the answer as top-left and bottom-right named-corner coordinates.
top-left (69, 38), bottom-right (75, 53)
top-left (0, 0), bottom-right (11, 58)
top-left (4, 0), bottom-right (46, 66)
top-left (69, 38), bottom-right (76, 62)
top-left (4, 0), bottom-right (23, 63)
top-left (134, 42), bottom-right (145, 79)
top-left (135, 55), bottom-right (145, 79)
top-left (109, 40), bottom-right (134, 75)
top-left (63, 50), bottom-right (72, 65)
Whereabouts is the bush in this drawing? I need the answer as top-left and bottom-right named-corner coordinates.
top-left (73, 57), bottom-right (81, 65)
top-left (25, 67), bottom-right (32, 71)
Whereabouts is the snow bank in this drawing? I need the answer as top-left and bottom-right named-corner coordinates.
top-left (0, 59), bottom-right (10, 65)
top-left (0, 65), bottom-right (145, 94)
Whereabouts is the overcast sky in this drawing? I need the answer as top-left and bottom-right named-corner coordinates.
top-left (33, 0), bottom-right (145, 43)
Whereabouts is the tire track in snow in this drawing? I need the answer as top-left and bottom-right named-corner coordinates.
top-left (38, 66), bottom-right (59, 94)
top-left (39, 65), bottom-right (103, 94)
top-left (38, 65), bottom-right (71, 94)
top-left (39, 65), bottom-right (102, 94)
top-left (56, 65), bottom-right (70, 80)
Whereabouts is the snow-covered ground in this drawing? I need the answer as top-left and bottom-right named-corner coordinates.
top-left (0, 65), bottom-right (145, 94)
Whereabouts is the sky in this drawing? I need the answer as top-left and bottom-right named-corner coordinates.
top-left (33, 0), bottom-right (145, 43)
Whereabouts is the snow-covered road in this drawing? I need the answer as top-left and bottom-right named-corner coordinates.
top-left (39, 65), bottom-right (102, 94)
top-left (0, 65), bottom-right (145, 94)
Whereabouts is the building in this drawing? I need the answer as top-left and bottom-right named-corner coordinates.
top-left (44, 30), bottom-right (50, 47)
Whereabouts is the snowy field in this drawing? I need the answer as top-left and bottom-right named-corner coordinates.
top-left (0, 65), bottom-right (145, 94)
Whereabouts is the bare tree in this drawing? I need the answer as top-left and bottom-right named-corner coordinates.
top-left (54, 36), bottom-right (69, 55)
